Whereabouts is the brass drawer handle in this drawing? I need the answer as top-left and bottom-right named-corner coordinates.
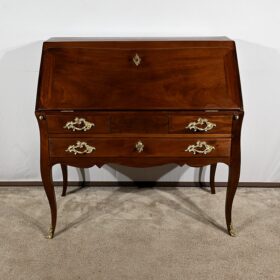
top-left (65, 141), bottom-right (96, 155)
top-left (186, 118), bottom-right (216, 132)
top-left (185, 141), bottom-right (215, 155)
top-left (135, 140), bottom-right (144, 153)
top-left (64, 117), bottom-right (95, 132)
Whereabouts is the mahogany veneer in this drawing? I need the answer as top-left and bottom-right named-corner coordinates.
top-left (35, 37), bottom-right (244, 238)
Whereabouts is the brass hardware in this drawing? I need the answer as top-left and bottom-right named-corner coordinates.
top-left (38, 115), bottom-right (44, 120)
top-left (64, 117), bottom-right (95, 132)
top-left (234, 115), bottom-right (239, 120)
top-left (45, 226), bottom-right (54, 239)
top-left (186, 118), bottom-right (216, 132)
top-left (135, 140), bottom-right (144, 153)
top-left (133, 53), bottom-right (141, 66)
top-left (229, 223), bottom-right (237, 237)
top-left (65, 141), bottom-right (96, 155)
top-left (185, 141), bottom-right (215, 155)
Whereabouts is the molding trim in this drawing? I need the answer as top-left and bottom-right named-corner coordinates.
top-left (0, 181), bottom-right (279, 188)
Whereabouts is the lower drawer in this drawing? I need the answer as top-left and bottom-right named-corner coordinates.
top-left (49, 137), bottom-right (231, 158)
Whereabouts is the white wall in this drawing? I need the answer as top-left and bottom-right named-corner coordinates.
top-left (0, 0), bottom-right (280, 182)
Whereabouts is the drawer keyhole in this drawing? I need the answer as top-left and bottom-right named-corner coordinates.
top-left (135, 140), bottom-right (144, 153)
top-left (133, 53), bottom-right (141, 66)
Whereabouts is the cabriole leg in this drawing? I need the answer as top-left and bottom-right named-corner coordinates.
top-left (225, 112), bottom-right (243, 237)
top-left (80, 168), bottom-right (87, 188)
top-left (41, 163), bottom-right (57, 239)
top-left (210, 163), bottom-right (217, 194)
top-left (61, 164), bottom-right (68, 197)
top-left (225, 162), bottom-right (240, 237)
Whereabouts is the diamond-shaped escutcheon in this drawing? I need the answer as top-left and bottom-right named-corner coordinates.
top-left (133, 53), bottom-right (141, 66)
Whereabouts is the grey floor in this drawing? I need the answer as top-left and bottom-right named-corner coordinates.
top-left (1, 186), bottom-right (280, 280)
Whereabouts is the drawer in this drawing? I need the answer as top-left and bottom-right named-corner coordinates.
top-left (49, 137), bottom-right (231, 158)
top-left (110, 113), bottom-right (168, 133)
top-left (169, 115), bottom-right (232, 134)
top-left (47, 114), bottom-right (110, 134)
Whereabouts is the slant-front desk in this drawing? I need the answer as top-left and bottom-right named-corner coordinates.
top-left (35, 37), bottom-right (244, 239)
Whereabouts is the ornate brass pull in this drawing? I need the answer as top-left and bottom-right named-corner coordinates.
top-left (133, 53), bottom-right (141, 66)
top-left (185, 141), bottom-right (215, 155)
top-left (135, 140), bottom-right (144, 153)
top-left (186, 118), bottom-right (216, 132)
top-left (65, 141), bottom-right (96, 155)
top-left (64, 117), bottom-right (95, 132)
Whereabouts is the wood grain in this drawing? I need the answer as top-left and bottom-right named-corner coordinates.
top-left (49, 137), bottom-right (231, 158)
top-left (37, 41), bottom-right (242, 110)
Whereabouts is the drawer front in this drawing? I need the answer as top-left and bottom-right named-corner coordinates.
top-left (49, 137), bottom-right (231, 158)
top-left (110, 113), bottom-right (168, 133)
top-left (47, 114), bottom-right (109, 134)
top-left (169, 115), bottom-right (232, 134)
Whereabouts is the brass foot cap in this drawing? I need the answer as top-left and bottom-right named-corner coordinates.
top-left (228, 224), bottom-right (237, 237)
top-left (45, 227), bottom-right (54, 239)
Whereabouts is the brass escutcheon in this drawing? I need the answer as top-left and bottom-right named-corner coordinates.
top-left (135, 140), bottom-right (144, 153)
top-left (133, 53), bottom-right (141, 66)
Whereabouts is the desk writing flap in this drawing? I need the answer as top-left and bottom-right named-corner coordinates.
top-left (36, 41), bottom-right (242, 110)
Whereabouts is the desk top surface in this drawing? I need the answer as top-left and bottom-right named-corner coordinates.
top-left (46, 36), bottom-right (232, 41)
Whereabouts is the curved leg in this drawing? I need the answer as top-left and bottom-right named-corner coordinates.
top-left (198, 167), bottom-right (203, 187)
top-left (41, 163), bottom-right (57, 239)
top-left (225, 162), bottom-right (240, 237)
top-left (80, 168), bottom-right (86, 188)
top-left (210, 164), bottom-right (217, 194)
top-left (61, 164), bottom-right (68, 197)
top-left (225, 113), bottom-right (243, 237)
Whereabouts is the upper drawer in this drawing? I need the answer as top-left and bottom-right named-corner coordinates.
top-left (169, 115), bottom-right (232, 134)
top-left (36, 42), bottom-right (242, 110)
top-left (110, 113), bottom-right (168, 133)
top-left (47, 114), bottom-right (109, 134)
